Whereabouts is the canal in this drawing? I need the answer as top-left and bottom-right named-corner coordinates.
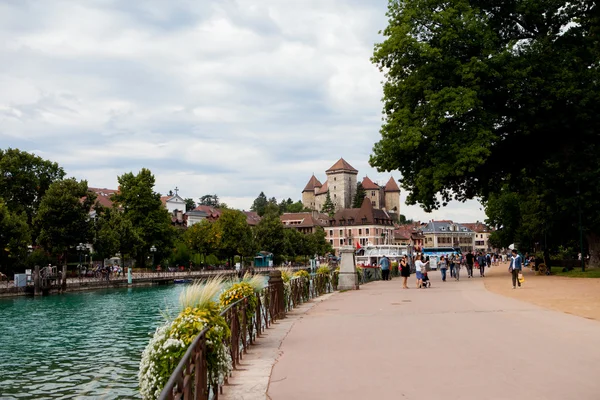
top-left (0, 285), bottom-right (185, 399)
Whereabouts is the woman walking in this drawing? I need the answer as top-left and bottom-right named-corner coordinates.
top-left (400, 256), bottom-right (410, 288)
top-left (439, 255), bottom-right (448, 282)
top-left (415, 255), bottom-right (429, 288)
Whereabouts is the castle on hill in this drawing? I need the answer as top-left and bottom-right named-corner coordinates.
top-left (301, 158), bottom-right (400, 215)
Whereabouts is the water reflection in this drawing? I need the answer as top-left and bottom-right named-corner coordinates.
top-left (0, 285), bottom-right (184, 399)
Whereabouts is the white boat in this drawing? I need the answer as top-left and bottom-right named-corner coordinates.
top-left (355, 244), bottom-right (412, 267)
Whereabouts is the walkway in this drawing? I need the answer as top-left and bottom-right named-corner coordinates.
top-left (267, 268), bottom-right (600, 400)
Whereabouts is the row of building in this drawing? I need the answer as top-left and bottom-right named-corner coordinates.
top-left (89, 158), bottom-right (493, 256)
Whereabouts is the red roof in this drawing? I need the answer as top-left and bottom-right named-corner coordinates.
top-left (329, 197), bottom-right (393, 226)
top-left (243, 211), bottom-right (261, 226)
top-left (194, 205), bottom-right (222, 219)
top-left (460, 222), bottom-right (491, 233)
top-left (326, 158), bottom-right (358, 174)
top-left (87, 187), bottom-right (119, 208)
top-left (280, 212), bottom-right (329, 228)
top-left (316, 181), bottom-right (329, 195)
top-left (303, 175), bottom-right (323, 192)
top-left (361, 176), bottom-right (379, 190)
top-left (384, 177), bottom-right (400, 192)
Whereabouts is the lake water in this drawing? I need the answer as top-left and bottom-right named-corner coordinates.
top-left (0, 285), bottom-right (185, 399)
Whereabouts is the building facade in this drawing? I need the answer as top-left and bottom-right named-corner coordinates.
top-left (280, 212), bottom-right (329, 234)
top-left (460, 222), bottom-right (492, 252)
top-left (326, 198), bottom-right (396, 255)
top-left (420, 220), bottom-right (475, 253)
top-left (302, 158), bottom-right (400, 215)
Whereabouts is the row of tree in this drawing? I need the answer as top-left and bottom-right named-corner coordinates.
top-left (0, 148), bottom-right (332, 276)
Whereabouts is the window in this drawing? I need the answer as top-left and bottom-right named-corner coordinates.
top-left (334, 186), bottom-right (336, 190)
top-left (358, 229), bottom-right (362, 235)
top-left (334, 177), bottom-right (336, 181)
top-left (371, 191), bottom-right (375, 197)
top-left (340, 239), bottom-right (344, 245)
top-left (366, 228), bottom-right (370, 235)
top-left (441, 227), bottom-right (446, 231)
top-left (329, 230), bottom-right (333, 236)
top-left (339, 229), bottom-right (343, 236)
top-left (334, 194), bottom-right (336, 198)
top-left (330, 240), bottom-right (333, 245)
top-left (372, 201), bottom-right (376, 206)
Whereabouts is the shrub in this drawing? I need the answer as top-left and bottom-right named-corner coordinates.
top-left (293, 270), bottom-right (310, 279)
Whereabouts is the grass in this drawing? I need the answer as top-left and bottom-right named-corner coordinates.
top-left (179, 276), bottom-right (225, 309)
top-left (551, 266), bottom-right (600, 278)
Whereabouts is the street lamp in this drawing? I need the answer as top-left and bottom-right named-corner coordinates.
top-left (76, 243), bottom-right (85, 278)
top-left (150, 245), bottom-right (157, 272)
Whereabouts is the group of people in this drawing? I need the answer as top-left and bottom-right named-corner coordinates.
top-left (377, 250), bottom-right (507, 289)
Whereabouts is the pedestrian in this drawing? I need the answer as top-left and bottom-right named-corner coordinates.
top-left (449, 254), bottom-right (455, 278)
top-left (477, 252), bottom-right (487, 277)
top-left (454, 256), bottom-right (461, 281)
top-left (466, 251), bottom-right (475, 278)
top-left (415, 255), bottom-right (429, 288)
top-left (379, 255), bottom-right (391, 281)
top-left (439, 255), bottom-right (448, 282)
top-left (400, 256), bottom-right (410, 289)
top-left (509, 249), bottom-right (523, 289)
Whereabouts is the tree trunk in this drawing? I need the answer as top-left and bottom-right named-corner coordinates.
top-left (586, 232), bottom-right (600, 269)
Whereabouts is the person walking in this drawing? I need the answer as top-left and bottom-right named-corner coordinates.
top-left (477, 252), bottom-right (487, 277)
top-left (439, 255), bottom-right (448, 282)
top-left (449, 254), bottom-right (455, 278)
top-left (509, 249), bottom-right (523, 289)
top-left (379, 255), bottom-right (391, 281)
top-left (400, 256), bottom-right (410, 289)
top-left (454, 256), bottom-right (461, 281)
top-left (466, 251), bottom-right (475, 278)
top-left (415, 255), bottom-right (429, 288)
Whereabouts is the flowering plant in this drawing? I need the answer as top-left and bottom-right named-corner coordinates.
top-left (293, 269), bottom-right (310, 280)
top-left (220, 282), bottom-right (258, 321)
top-left (139, 279), bottom-right (232, 400)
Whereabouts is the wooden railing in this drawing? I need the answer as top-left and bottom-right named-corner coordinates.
top-left (159, 271), bottom-right (328, 400)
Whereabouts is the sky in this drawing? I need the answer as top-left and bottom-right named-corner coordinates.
top-left (0, 0), bottom-right (486, 223)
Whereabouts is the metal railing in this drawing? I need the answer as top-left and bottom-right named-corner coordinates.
top-left (159, 272), bottom-right (329, 400)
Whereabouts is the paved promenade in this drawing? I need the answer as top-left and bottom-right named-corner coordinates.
top-left (267, 269), bottom-right (600, 400)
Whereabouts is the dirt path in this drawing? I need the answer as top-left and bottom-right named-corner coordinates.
top-left (483, 262), bottom-right (600, 321)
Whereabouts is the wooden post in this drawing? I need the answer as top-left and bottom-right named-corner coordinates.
top-left (34, 265), bottom-right (40, 296)
top-left (268, 270), bottom-right (285, 319)
top-left (62, 265), bottom-right (67, 292)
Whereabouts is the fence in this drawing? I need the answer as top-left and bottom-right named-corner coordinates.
top-left (159, 271), bottom-right (333, 400)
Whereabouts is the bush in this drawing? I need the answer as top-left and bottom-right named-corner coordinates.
top-left (293, 270), bottom-right (310, 279)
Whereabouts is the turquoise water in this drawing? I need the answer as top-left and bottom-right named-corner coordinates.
top-left (0, 285), bottom-right (185, 399)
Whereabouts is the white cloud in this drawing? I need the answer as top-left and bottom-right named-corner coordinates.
top-left (0, 0), bottom-right (486, 223)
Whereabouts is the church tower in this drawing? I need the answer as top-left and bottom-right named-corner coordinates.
top-left (325, 158), bottom-right (358, 210)
top-left (384, 177), bottom-right (401, 216)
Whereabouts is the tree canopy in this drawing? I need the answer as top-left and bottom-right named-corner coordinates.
top-left (352, 182), bottom-right (366, 208)
top-left (250, 192), bottom-right (268, 217)
top-left (0, 148), bottom-right (65, 225)
top-left (321, 192), bottom-right (335, 217)
top-left (198, 194), bottom-right (219, 207)
top-left (371, 0), bottom-right (600, 264)
top-left (35, 179), bottom-right (96, 258)
top-left (0, 199), bottom-right (30, 275)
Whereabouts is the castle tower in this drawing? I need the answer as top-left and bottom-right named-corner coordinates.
top-left (361, 176), bottom-right (383, 209)
top-left (325, 158), bottom-right (358, 210)
top-left (302, 175), bottom-right (322, 210)
top-left (384, 177), bottom-right (401, 215)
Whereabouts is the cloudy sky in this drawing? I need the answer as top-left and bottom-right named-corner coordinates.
top-left (0, 0), bottom-right (486, 223)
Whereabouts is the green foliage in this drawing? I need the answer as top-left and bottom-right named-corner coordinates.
top-left (219, 282), bottom-right (258, 321)
top-left (198, 194), bottom-right (219, 207)
top-left (320, 191), bottom-right (335, 217)
top-left (185, 220), bottom-right (222, 260)
top-left (254, 213), bottom-right (286, 263)
top-left (215, 209), bottom-right (254, 264)
top-left (316, 265), bottom-right (331, 275)
top-left (250, 192), bottom-right (268, 217)
top-left (184, 198), bottom-right (196, 212)
top-left (0, 199), bottom-right (31, 275)
top-left (169, 240), bottom-right (191, 267)
top-left (294, 270), bottom-right (310, 279)
top-left (205, 254), bottom-right (220, 265)
top-left (352, 182), bottom-right (366, 208)
top-left (372, 0), bottom-right (600, 264)
top-left (35, 179), bottom-right (95, 258)
top-left (113, 168), bottom-right (175, 266)
top-left (0, 148), bottom-right (65, 225)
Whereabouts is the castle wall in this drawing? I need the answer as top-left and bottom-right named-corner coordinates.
top-left (327, 172), bottom-right (356, 210)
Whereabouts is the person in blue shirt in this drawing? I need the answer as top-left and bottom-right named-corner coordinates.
top-left (509, 249), bottom-right (522, 289)
top-left (379, 255), bottom-right (391, 281)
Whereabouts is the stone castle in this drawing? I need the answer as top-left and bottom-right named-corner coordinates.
top-left (301, 158), bottom-right (400, 215)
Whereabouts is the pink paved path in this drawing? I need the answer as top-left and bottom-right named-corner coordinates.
top-left (268, 272), bottom-right (600, 400)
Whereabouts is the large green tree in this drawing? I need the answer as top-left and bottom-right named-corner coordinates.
top-left (35, 179), bottom-right (96, 262)
top-left (185, 219), bottom-right (222, 264)
top-left (112, 169), bottom-right (175, 267)
top-left (321, 192), bottom-right (335, 217)
top-left (371, 0), bottom-right (600, 266)
top-left (0, 199), bottom-right (31, 276)
top-left (254, 213), bottom-right (287, 264)
top-left (0, 148), bottom-right (65, 225)
top-left (251, 192), bottom-right (268, 217)
top-left (199, 194), bottom-right (219, 207)
top-left (215, 209), bottom-right (254, 268)
top-left (352, 182), bottom-right (366, 208)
